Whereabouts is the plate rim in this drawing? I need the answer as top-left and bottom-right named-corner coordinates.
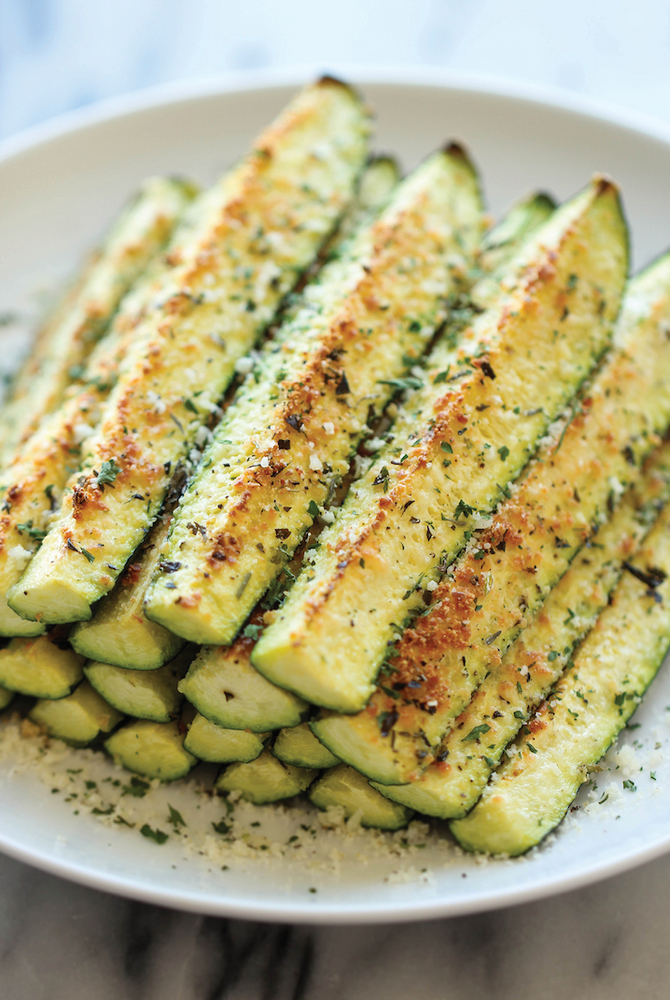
top-left (2, 66), bottom-right (670, 923)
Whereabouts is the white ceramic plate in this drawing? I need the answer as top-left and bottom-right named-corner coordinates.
top-left (2, 69), bottom-right (670, 924)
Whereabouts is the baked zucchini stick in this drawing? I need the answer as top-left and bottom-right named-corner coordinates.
top-left (272, 722), bottom-right (340, 769)
top-left (9, 77), bottom-right (371, 626)
top-left (0, 176), bottom-right (196, 463)
top-left (450, 495), bottom-right (670, 856)
top-left (84, 647), bottom-right (192, 723)
top-left (310, 764), bottom-right (413, 830)
top-left (105, 718), bottom-right (197, 782)
top-left (0, 633), bottom-right (84, 699)
top-left (68, 155), bottom-right (400, 670)
top-left (178, 192), bottom-right (558, 734)
top-left (146, 145), bottom-right (484, 645)
top-left (0, 179), bottom-right (197, 638)
top-left (315, 250), bottom-right (670, 783)
top-left (0, 687), bottom-right (14, 711)
top-left (184, 713), bottom-right (270, 763)
top-left (215, 748), bottom-right (316, 803)
top-left (373, 440), bottom-right (670, 815)
top-left (254, 177), bottom-right (628, 712)
top-left (29, 680), bottom-right (123, 747)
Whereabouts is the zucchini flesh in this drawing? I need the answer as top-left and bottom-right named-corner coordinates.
top-left (70, 514), bottom-right (185, 669)
top-left (184, 713), bottom-right (269, 763)
top-left (254, 178), bottom-right (628, 713)
top-left (0, 176), bottom-right (197, 464)
top-left (373, 440), bottom-right (670, 815)
top-left (315, 250), bottom-right (670, 782)
top-left (178, 638), bottom-right (308, 732)
top-left (10, 79), bottom-right (371, 627)
top-left (450, 495), bottom-right (670, 856)
top-left (104, 719), bottom-right (196, 782)
top-left (29, 680), bottom-right (123, 747)
top-left (0, 687), bottom-right (13, 711)
top-left (0, 182), bottom-right (197, 639)
top-left (84, 647), bottom-right (192, 723)
top-left (309, 764), bottom-right (413, 830)
top-left (0, 634), bottom-right (84, 699)
top-left (273, 722), bottom-right (340, 768)
top-left (145, 147), bottom-right (484, 645)
top-left (215, 748), bottom-right (316, 803)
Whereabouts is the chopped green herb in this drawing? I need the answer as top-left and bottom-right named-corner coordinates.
top-left (498, 445), bottom-right (509, 462)
top-left (462, 723), bottom-right (491, 743)
top-left (140, 824), bottom-right (168, 844)
top-left (96, 458), bottom-right (121, 489)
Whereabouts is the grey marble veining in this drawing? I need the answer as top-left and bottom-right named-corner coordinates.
top-left (3, 2), bottom-right (670, 997)
top-left (2, 846), bottom-right (670, 999)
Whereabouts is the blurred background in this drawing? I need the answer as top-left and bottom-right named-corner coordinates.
top-left (1, 0), bottom-right (670, 141)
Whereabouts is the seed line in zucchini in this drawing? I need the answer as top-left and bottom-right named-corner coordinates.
top-left (178, 193), bottom-right (558, 736)
top-left (315, 249), bottom-right (670, 783)
top-left (0, 179), bottom-right (197, 639)
top-left (9, 78), bottom-right (371, 627)
top-left (450, 493), bottom-right (670, 856)
top-left (146, 145), bottom-right (484, 645)
top-left (253, 177), bottom-right (628, 713)
top-left (373, 440), bottom-right (670, 816)
top-left (0, 176), bottom-right (196, 465)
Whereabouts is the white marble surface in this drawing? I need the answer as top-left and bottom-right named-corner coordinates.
top-left (3, 2), bottom-right (670, 996)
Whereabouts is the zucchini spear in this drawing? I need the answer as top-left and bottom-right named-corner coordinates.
top-left (0, 633), bottom-right (84, 700)
top-left (215, 748), bottom-right (316, 804)
top-left (9, 78), bottom-right (371, 627)
top-left (310, 764), bottom-right (413, 830)
top-left (315, 249), bottom-right (670, 784)
top-left (0, 176), bottom-right (197, 463)
top-left (254, 177), bottom-right (628, 713)
top-left (373, 439), bottom-right (670, 815)
top-left (29, 680), bottom-right (123, 747)
top-left (145, 144), bottom-right (484, 645)
top-left (105, 718), bottom-right (197, 782)
top-left (184, 713), bottom-right (270, 764)
top-left (84, 647), bottom-right (192, 723)
top-left (451, 489), bottom-right (670, 856)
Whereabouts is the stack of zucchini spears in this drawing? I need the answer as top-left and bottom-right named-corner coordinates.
top-left (2, 76), bottom-right (670, 856)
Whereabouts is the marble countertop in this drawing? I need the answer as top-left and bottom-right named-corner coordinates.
top-left (3, 2), bottom-right (670, 996)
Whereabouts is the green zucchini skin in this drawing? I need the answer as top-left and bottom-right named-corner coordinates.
top-left (29, 680), bottom-right (123, 748)
top-left (254, 177), bottom-right (628, 714)
top-left (104, 719), bottom-right (197, 782)
top-left (0, 634), bottom-right (84, 700)
top-left (0, 176), bottom-right (198, 465)
top-left (178, 640), bottom-right (308, 732)
top-left (373, 439), bottom-right (670, 816)
top-left (84, 647), bottom-right (192, 723)
top-left (145, 145), bottom-right (484, 646)
top-left (184, 713), bottom-right (269, 764)
top-left (315, 249), bottom-right (670, 785)
top-left (9, 79), bottom-right (371, 628)
top-left (215, 748), bottom-right (316, 804)
top-left (450, 492), bottom-right (670, 856)
top-left (273, 722), bottom-right (340, 769)
top-left (309, 764), bottom-right (413, 830)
